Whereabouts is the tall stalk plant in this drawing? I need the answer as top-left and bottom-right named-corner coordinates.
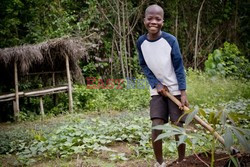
top-left (153, 106), bottom-right (250, 167)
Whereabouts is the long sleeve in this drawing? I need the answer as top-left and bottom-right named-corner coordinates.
top-left (171, 39), bottom-right (186, 90)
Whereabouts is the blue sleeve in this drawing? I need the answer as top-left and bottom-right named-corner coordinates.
top-left (136, 40), bottom-right (160, 89)
top-left (171, 39), bottom-right (186, 90)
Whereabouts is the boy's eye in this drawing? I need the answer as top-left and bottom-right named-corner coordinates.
top-left (146, 16), bottom-right (162, 22)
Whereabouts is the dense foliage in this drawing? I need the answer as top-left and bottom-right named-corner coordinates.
top-left (1, 0), bottom-right (249, 119)
top-left (205, 42), bottom-right (250, 78)
top-left (1, 0), bottom-right (249, 75)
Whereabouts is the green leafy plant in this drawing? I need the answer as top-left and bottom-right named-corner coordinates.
top-left (73, 84), bottom-right (150, 112)
top-left (153, 106), bottom-right (250, 167)
top-left (205, 42), bottom-right (250, 78)
top-left (109, 153), bottom-right (128, 161)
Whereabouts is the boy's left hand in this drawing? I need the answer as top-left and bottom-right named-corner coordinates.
top-left (180, 90), bottom-right (189, 110)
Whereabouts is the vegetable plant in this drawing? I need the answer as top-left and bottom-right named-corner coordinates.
top-left (153, 106), bottom-right (250, 167)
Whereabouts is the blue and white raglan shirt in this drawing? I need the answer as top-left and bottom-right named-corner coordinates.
top-left (136, 31), bottom-right (186, 96)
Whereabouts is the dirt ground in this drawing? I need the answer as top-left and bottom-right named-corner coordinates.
top-left (168, 152), bottom-right (250, 167)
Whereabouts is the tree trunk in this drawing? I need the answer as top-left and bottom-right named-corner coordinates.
top-left (175, 0), bottom-right (179, 38)
top-left (194, 0), bottom-right (205, 70)
top-left (117, 0), bottom-right (126, 79)
top-left (122, 0), bottom-right (129, 78)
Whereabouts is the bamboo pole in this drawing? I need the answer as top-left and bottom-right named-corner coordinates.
top-left (65, 54), bottom-right (73, 113)
top-left (24, 86), bottom-right (68, 96)
top-left (24, 71), bottom-right (65, 76)
top-left (14, 61), bottom-right (20, 121)
top-left (1, 97), bottom-right (16, 102)
top-left (0, 86), bottom-right (68, 102)
top-left (39, 96), bottom-right (45, 118)
top-left (0, 92), bottom-right (24, 100)
top-left (0, 90), bottom-right (67, 102)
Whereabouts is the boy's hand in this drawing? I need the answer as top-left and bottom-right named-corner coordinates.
top-left (156, 83), bottom-right (169, 96)
top-left (180, 90), bottom-right (189, 110)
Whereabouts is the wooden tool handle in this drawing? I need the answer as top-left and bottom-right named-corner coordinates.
top-left (162, 91), bottom-right (225, 145)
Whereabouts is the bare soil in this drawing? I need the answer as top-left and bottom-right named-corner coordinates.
top-left (168, 152), bottom-right (250, 167)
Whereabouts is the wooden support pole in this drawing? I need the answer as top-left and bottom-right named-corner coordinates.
top-left (65, 54), bottom-right (73, 113)
top-left (14, 61), bottom-right (20, 121)
top-left (52, 72), bottom-right (55, 86)
top-left (52, 72), bottom-right (58, 105)
top-left (39, 96), bottom-right (45, 118)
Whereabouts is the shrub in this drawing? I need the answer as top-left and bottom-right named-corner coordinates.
top-left (73, 83), bottom-right (150, 112)
top-left (205, 42), bottom-right (250, 78)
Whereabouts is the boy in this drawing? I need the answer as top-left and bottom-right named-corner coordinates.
top-left (136, 4), bottom-right (189, 167)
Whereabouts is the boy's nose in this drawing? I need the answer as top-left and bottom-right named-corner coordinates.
top-left (151, 19), bottom-right (157, 24)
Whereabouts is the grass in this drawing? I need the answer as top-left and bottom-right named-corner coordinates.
top-left (187, 69), bottom-right (250, 107)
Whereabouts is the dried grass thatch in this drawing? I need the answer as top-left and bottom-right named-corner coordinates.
top-left (0, 37), bottom-right (88, 87)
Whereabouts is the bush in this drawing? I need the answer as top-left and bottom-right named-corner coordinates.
top-left (205, 42), bottom-right (250, 78)
top-left (73, 79), bottom-right (150, 112)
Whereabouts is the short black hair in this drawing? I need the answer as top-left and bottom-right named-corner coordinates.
top-left (145, 4), bottom-right (164, 17)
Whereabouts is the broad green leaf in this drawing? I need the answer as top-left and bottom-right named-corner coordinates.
top-left (231, 127), bottom-right (250, 152)
top-left (209, 111), bottom-right (216, 124)
top-left (228, 113), bottom-right (239, 123)
top-left (233, 127), bottom-right (250, 138)
top-left (229, 155), bottom-right (239, 167)
top-left (199, 108), bottom-right (206, 118)
top-left (185, 138), bottom-right (193, 146)
top-left (177, 113), bottom-right (187, 123)
top-left (177, 109), bottom-right (193, 123)
top-left (185, 107), bottom-right (199, 127)
top-left (228, 113), bottom-right (250, 123)
top-left (153, 124), bottom-right (182, 133)
top-left (152, 125), bottom-right (168, 130)
top-left (224, 126), bottom-right (233, 151)
top-left (172, 125), bottom-right (185, 133)
top-left (155, 132), bottom-right (179, 142)
top-left (214, 49), bottom-right (222, 63)
top-left (220, 110), bottom-right (227, 126)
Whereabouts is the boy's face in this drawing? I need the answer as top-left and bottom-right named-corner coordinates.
top-left (144, 7), bottom-right (164, 36)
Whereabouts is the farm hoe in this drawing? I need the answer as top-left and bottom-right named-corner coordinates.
top-left (162, 91), bottom-right (239, 155)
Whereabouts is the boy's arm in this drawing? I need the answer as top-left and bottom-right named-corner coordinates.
top-left (171, 39), bottom-right (186, 91)
top-left (171, 39), bottom-right (189, 108)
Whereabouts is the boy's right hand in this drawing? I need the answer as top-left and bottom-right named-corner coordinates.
top-left (156, 83), bottom-right (169, 96)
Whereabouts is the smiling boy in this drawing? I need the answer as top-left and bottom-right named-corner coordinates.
top-left (136, 4), bottom-right (189, 167)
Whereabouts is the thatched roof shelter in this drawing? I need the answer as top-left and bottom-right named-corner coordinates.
top-left (0, 38), bottom-right (88, 87)
top-left (0, 37), bottom-right (93, 119)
